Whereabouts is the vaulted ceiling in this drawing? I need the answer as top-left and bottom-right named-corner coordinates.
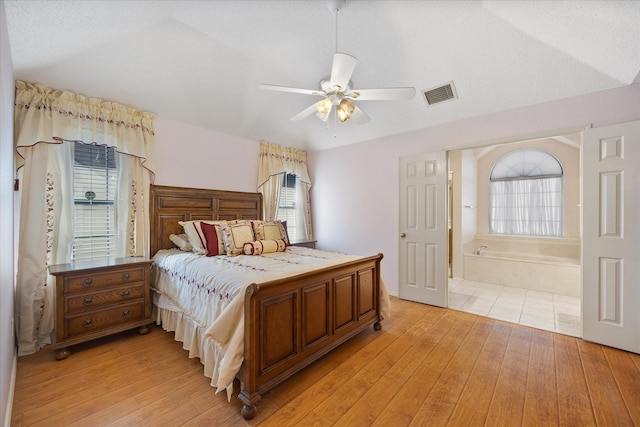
top-left (4, 0), bottom-right (639, 151)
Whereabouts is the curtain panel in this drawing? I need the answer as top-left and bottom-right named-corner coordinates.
top-left (14, 81), bottom-right (155, 356)
top-left (257, 141), bottom-right (313, 240)
top-left (489, 177), bottom-right (563, 237)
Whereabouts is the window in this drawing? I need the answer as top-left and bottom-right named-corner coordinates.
top-left (276, 173), bottom-right (298, 239)
top-left (489, 149), bottom-right (563, 237)
top-left (72, 142), bottom-right (117, 261)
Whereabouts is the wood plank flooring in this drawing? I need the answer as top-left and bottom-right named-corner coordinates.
top-left (11, 297), bottom-right (640, 426)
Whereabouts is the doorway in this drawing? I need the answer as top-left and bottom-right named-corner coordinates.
top-left (447, 134), bottom-right (582, 336)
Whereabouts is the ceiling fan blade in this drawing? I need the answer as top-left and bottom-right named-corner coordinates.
top-left (290, 103), bottom-right (319, 121)
top-left (347, 87), bottom-right (416, 101)
top-left (350, 106), bottom-right (370, 124)
top-left (258, 84), bottom-right (324, 97)
top-left (328, 53), bottom-right (357, 91)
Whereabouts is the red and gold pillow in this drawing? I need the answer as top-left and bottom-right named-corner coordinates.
top-left (178, 220), bottom-right (227, 255)
top-left (200, 222), bottom-right (225, 257)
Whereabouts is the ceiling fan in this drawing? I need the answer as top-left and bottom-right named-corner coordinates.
top-left (258, 1), bottom-right (416, 124)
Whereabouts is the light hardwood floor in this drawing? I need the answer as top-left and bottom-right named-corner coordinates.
top-left (11, 297), bottom-right (640, 426)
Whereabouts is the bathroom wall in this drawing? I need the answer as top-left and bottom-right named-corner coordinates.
top-left (450, 150), bottom-right (478, 278)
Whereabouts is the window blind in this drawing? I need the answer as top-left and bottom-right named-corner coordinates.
top-left (72, 143), bottom-right (117, 261)
top-left (276, 173), bottom-right (297, 238)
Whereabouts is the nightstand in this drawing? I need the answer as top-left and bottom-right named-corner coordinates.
top-left (49, 257), bottom-right (153, 360)
top-left (289, 239), bottom-right (317, 249)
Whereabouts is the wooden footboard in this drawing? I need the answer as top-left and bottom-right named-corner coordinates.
top-left (238, 253), bottom-right (383, 419)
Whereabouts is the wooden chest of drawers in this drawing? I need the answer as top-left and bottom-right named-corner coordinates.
top-left (49, 257), bottom-right (153, 360)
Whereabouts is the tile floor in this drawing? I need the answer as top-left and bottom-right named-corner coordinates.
top-left (448, 278), bottom-right (581, 337)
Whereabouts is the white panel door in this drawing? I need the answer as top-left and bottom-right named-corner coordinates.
top-left (399, 150), bottom-right (448, 307)
top-left (583, 120), bottom-right (640, 353)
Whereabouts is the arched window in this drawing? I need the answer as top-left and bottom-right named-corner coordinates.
top-left (489, 149), bottom-right (563, 236)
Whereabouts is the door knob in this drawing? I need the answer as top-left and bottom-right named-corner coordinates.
top-left (400, 233), bottom-right (406, 238)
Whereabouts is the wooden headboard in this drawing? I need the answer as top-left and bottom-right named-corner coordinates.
top-left (149, 185), bottom-right (263, 256)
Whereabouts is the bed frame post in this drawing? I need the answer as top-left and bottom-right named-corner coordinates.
top-left (374, 255), bottom-right (383, 330)
top-left (239, 283), bottom-right (260, 419)
top-left (238, 391), bottom-right (259, 420)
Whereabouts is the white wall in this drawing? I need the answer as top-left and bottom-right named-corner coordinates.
top-left (152, 117), bottom-right (260, 193)
top-left (451, 149), bottom-right (478, 278)
top-left (310, 84), bottom-right (640, 294)
top-left (460, 150), bottom-right (478, 245)
top-left (0, 2), bottom-right (16, 425)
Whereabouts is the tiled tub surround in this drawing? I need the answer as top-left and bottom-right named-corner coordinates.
top-left (463, 235), bottom-right (581, 297)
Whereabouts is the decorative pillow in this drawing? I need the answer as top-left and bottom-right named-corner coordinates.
top-left (178, 220), bottom-right (227, 255)
top-left (200, 222), bottom-right (224, 257)
top-left (169, 233), bottom-right (192, 252)
top-left (221, 222), bottom-right (256, 256)
top-left (252, 220), bottom-right (290, 245)
top-left (243, 239), bottom-right (287, 255)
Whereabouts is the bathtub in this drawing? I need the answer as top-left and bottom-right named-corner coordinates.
top-left (463, 250), bottom-right (581, 297)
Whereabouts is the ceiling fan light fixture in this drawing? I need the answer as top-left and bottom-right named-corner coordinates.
top-left (337, 99), bottom-right (355, 122)
top-left (316, 98), bottom-right (332, 115)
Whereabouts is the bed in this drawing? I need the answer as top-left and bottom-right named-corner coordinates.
top-left (149, 184), bottom-right (386, 419)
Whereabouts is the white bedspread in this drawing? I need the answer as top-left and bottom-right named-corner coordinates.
top-left (152, 246), bottom-right (389, 399)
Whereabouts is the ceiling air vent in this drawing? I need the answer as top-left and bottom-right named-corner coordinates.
top-left (423, 81), bottom-right (457, 106)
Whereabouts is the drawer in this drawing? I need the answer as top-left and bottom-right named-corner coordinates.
top-left (64, 267), bottom-right (146, 293)
top-left (65, 284), bottom-right (146, 312)
top-left (65, 302), bottom-right (145, 338)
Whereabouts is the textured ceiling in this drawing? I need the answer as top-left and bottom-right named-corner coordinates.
top-left (4, 0), bottom-right (640, 151)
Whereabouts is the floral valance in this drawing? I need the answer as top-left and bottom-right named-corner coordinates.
top-left (257, 140), bottom-right (311, 188)
top-left (14, 80), bottom-right (156, 175)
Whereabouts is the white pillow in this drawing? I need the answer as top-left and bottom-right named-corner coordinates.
top-left (169, 233), bottom-right (192, 252)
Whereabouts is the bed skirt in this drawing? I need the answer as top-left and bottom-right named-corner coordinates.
top-left (152, 292), bottom-right (230, 396)
top-left (152, 276), bottom-right (391, 402)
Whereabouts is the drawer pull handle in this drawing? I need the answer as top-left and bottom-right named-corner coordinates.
top-left (83, 278), bottom-right (93, 286)
top-left (122, 310), bottom-right (131, 318)
top-left (83, 319), bottom-right (93, 328)
top-left (83, 297), bottom-right (93, 305)
top-left (121, 290), bottom-right (131, 297)
top-left (122, 273), bottom-right (131, 281)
